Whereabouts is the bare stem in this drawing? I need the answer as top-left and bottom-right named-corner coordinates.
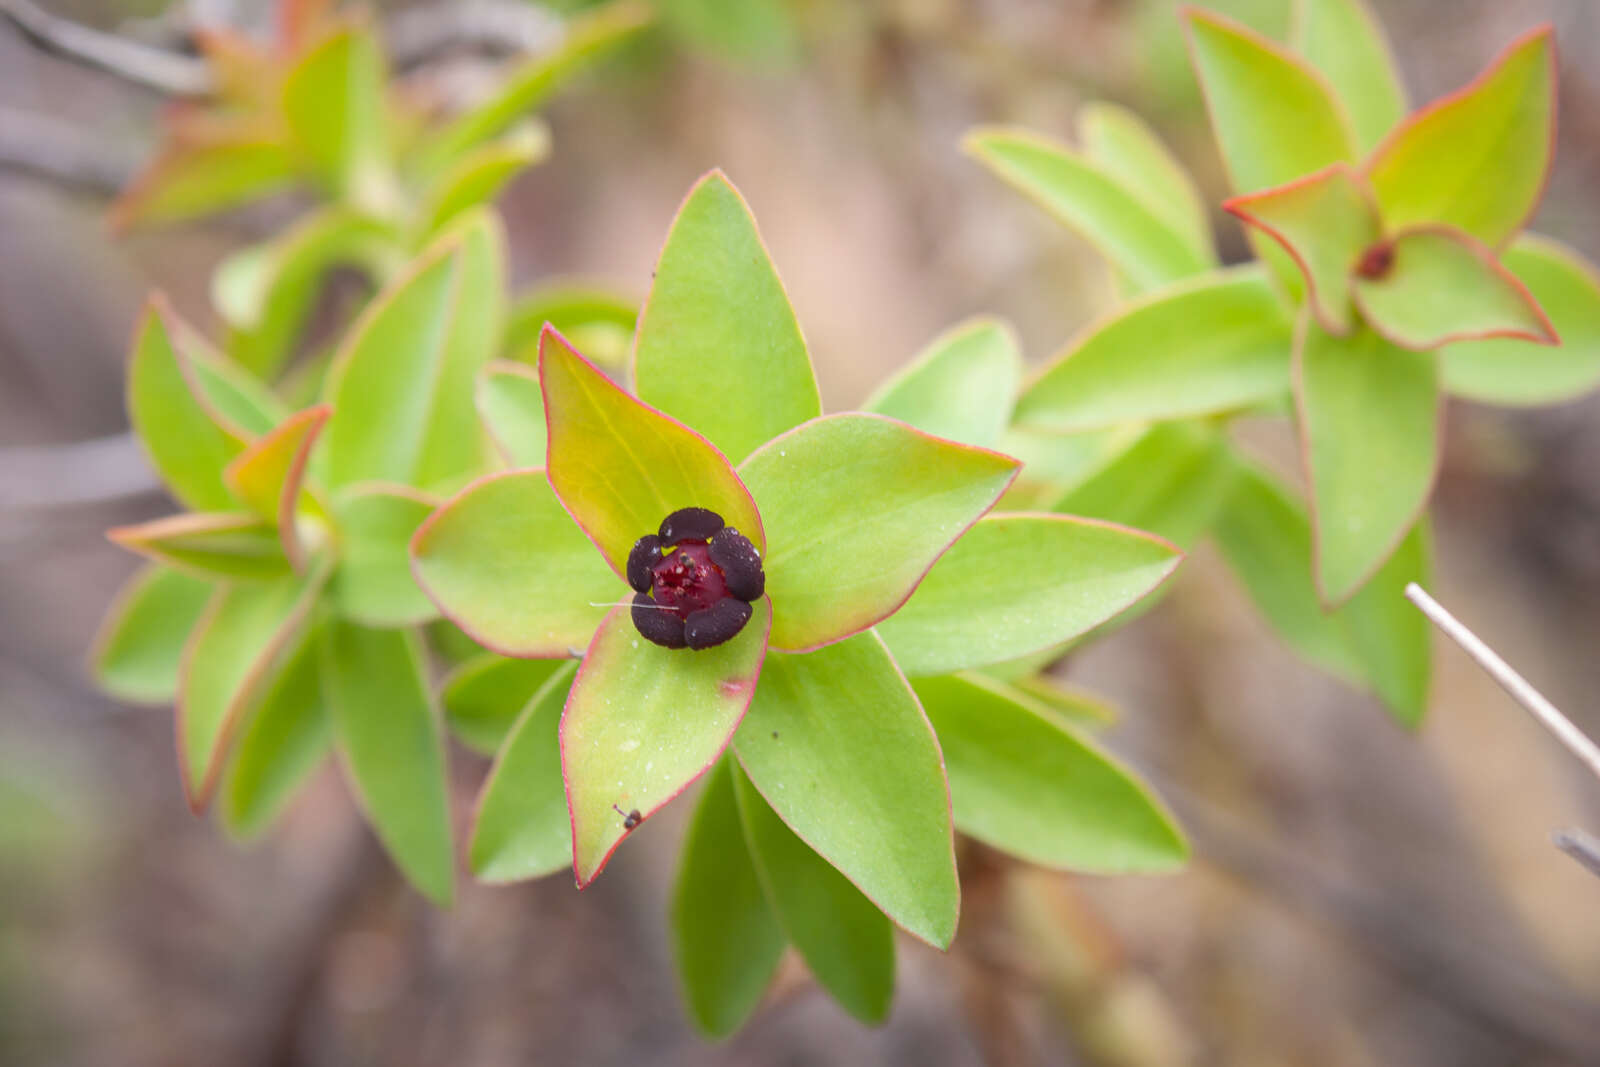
top-left (0, 0), bottom-right (211, 95)
top-left (1553, 829), bottom-right (1600, 881)
top-left (1405, 583), bottom-right (1600, 784)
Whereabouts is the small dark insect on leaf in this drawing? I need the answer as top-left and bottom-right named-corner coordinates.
top-left (612, 803), bottom-right (643, 830)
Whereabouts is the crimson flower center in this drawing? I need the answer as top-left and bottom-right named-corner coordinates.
top-left (650, 541), bottom-right (729, 618)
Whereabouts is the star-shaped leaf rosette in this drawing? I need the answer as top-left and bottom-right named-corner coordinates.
top-left (410, 172), bottom-right (1186, 1032)
top-left (964, 4), bottom-right (1600, 727)
top-left (95, 211), bottom-right (511, 907)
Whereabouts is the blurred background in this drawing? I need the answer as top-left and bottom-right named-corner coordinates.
top-left (2, 1), bottom-right (1599, 1064)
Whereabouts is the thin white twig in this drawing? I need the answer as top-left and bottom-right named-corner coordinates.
top-left (1405, 583), bottom-right (1600, 784)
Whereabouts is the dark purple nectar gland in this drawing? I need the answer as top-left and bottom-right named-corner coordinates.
top-left (1356, 239), bottom-right (1396, 280)
top-left (627, 507), bottom-right (765, 651)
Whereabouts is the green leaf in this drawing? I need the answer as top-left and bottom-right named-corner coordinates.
top-left (740, 414), bottom-right (1018, 652)
top-left (323, 213), bottom-right (504, 491)
top-left (418, 122), bottom-right (549, 238)
top-left (1294, 320), bottom-right (1440, 604)
top-left (1214, 462), bottom-right (1431, 722)
top-left (128, 299), bottom-right (251, 511)
top-left (564, 599), bottom-right (771, 885)
top-left (110, 135), bottom-right (297, 231)
top-left (964, 126), bottom-right (1213, 294)
top-left (469, 662), bottom-right (578, 881)
top-left (414, 1), bottom-right (652, 177)
top-left (1013, 268), bottom-right (1293, 431)
top-left (541, 326), bottom-right (765, 571)
top-left (109, 513), bottom-right (291, 581)
top-left (632, 171), bottom-right (820, 463)
top-left (283, 22), bottom-right (394, 210)
top-left (1077, 101), bottom-right (1216, 268)
top-left (476, 361), bottom-right (547, 467)
top-left (995, 424), bottom-right (1145, 509)
top-left (1224, 165), bottom-right (1380, 334)
top-left (1007, 675), bottom-right (1119, 730)
top-left (1053, 421), bottom-right (1239, 550)
top-left (223, 405), bottom-right (331, 572)
top-left (1290, 0), bottom-right (1407, 153)
top-left (214, 208), bottom-right (399, 380)
top-left (177, 562), bottom-right (327, 810)
top-left (661, 0), bottom-right (796, 67)
top-left (329, 484), bottom-right (440, 627)
top-left (1352, 227), bottom-right (1558, 351)
top-left (1213, 461), bottom-right (1364, 679)
top-left (91, 565), bottom-right (213, 705)
top-left (188, 360), bottom-right (288, 445)
top-left (1184, 7), bottom-right (1358, 195)
top-left (1442, 234), bottom-right (1600, 405)
top-left (671, 758), bottom-right (786, 1038)
top-left (1364, 28), bottom-right (1555, 247)
top-left (862, 317), bottom-right (1022, 448)
top-left (410, 470), bottom-right (617, 657)
top-left (733, 632), bottom-right (958, 948)
top-left (441, 654), bottom-right (565, 755)
top-left (731, 764), bottom-right (895, 1024)
top-left (877, 514), bottom-right (1181, 677)
top-left (218, 624), bottom-right (331, 839)
top-left (1341, 522), bottom-right (1431, 725)
top-left (321, 621), bottom-right (455, 905)
top-left (504, 281), bottom-right (638, 364)
top-left (221, 407), bottom-right (326, 523)
top-left (915, 673), bottom-right (1186, 872)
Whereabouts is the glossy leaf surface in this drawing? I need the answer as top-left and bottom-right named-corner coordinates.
top-left (1015, 269), bottom-right (1293, 431)
top-left (442, 654), bottom-right (565, 755)
top-left (563, 600), bottom-right (770, 885)
top-left (329, 484), bottom-right (440, 626)
top-left (470, 663), bottom-right (578, 882)
top-left (1441, 235), bottom-right (1600, 405)
top-left (1224, 165), bottom-right (1379, 333)
top-left (109, 513), bottom-right (290, 581)
top-left (732, 764), bottom-right (894, 1024)
top-left (734, 632), bottom-right (958, 948)
top-left (1295, 321), bottom-right (1439, 604)
top-left (740, 414), bottom-right (1016, 652)
top-left (633, 172), bottom-right (820, 463)
top-left (671, 758), bottom-right (786, 1038)
top-left (409, 470), bottom-right (617, 657)
top-left (323, 215), bottom-right (502, 490)
top-left (542, 328), bottom-right (764, 574)
top-left (1291, 0), bottom-right (1407, 153)
top-left (916, 673), bottom-right (1186, 871)
top-left (91, 565), bottom-right (213, 705)
top-left (179, 564), bottom-right (326, 809)
top-left (1077, 101), bottom-right (1215, 267)
top-left (476, 361), bottom-right (547, 467)
top-left (1352, 228), bottom-right (1557, 351)
top-left (863, 317), bottom-right (1021, 449)
top-left (322, 622), bottom-right (455, 905)
top-left (1185, 8), bottom-right (1357, 194)
top-left (966, 127), bottom-right (1212, 293)
top-left (219, 626), bottom-right (331, 839)
top-left (1365, 29), bottom-right (1555, 247)
top-left (878, 514), bottom-right (1181, 676)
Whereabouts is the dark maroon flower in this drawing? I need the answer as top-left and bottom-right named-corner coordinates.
top-left (628, 507), bottom-right (765, 650)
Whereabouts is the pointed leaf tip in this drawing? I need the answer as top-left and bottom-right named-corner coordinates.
top-left (632, 171), bottom-right (820, 463)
